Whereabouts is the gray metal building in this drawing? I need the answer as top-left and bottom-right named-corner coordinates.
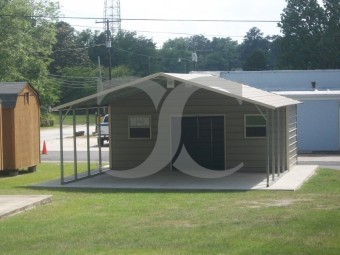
top-left (53, 73), bottom-right (300, 185)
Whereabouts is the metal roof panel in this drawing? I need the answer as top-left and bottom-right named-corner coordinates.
top-left (52, 73), bottom-right (300, 111)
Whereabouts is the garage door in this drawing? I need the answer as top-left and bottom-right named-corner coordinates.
top-left (171, 116), bottom-right (225, 170)
top-left (298, 100), bottom-right (340, 151)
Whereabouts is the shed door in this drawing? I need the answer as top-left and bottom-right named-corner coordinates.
top-left (298, 100), bottom-right (340, 151)
top-left (171, 116), bottom-right (225, 170)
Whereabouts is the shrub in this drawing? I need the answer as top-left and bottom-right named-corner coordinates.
top-left (40, 112), bottom-right (55, 127)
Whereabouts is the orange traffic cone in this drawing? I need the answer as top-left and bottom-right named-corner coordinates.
top-left (42, 140), bottom-right (48, 155)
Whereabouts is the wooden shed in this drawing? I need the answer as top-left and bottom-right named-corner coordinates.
top-left (0, 82), bottom-right (40, 173)
top-left (0, 100), bottom-right (3, 170)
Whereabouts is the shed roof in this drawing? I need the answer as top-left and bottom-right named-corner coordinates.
top-left (0, 82), bottom-right (39, 108)
top-left (51, 73), bottom-right (300, 111)
top-left (0, 82), bottom-right (27, 108)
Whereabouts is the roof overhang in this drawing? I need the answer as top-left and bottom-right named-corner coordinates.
top-left (51, 73), bottom-right (300, 111)
top-left (274, 90), bottom-right (340, 101)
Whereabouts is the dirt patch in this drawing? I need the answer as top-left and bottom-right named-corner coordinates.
top-left (162, 220), bottom-right (198, 228)
top-left (239, 199), bottom-right (310, 208)
top-left (314, 205), bottom-right (340, 210)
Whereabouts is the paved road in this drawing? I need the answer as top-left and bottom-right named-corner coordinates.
top-left (41, 151), bottom-right (110, 162)
top-left (40, 125), bottom-right (109, 162)
top-left (41, 126), bottom-right (340, 169)
top-left (298, 154), bottom-right (340, 170)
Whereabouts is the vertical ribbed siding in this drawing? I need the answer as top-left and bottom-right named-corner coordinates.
top-left (288, 105), bottom-right (298, 169)
top-left (110, 89), bottom-right (274, 172)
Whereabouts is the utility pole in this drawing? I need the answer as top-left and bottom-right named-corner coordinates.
top-left (95, 1), bottom-right (121, 85)
top-left (191, 39), bottom-right (198, 71)
top-left (106, 20), bottom-right (112, 85)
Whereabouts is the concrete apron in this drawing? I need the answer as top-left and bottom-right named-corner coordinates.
top-left (0, 165), bottom-right (317, 219)
top-left (34, 165), bottom-right (318, 191)
top-left (0, 195), bottom-right (52, 220)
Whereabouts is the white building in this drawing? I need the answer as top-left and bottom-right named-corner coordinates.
top-left (195, 70), bottom-right (340, 152)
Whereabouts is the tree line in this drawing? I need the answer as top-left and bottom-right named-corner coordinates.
top-left (0, 0), bottom-right (339, 112)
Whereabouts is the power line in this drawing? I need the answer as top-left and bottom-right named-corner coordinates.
top-left (52, 44), bottom-right (105, 53)
top-left (132, 29), bottom-right (244, 38)
top-left (0, 14), bottom-right (280, 23)
top-left (63, 24), bottom-right (245, 39)
top-left (121, 18), bottom-right (280, 23)
top-left (48, 74), bottom-right (98, 79)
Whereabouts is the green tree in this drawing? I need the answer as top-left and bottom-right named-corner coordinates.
top-left (158, 37), bottom-right (193, 73)
top-left (89, 30), bottom-right (156, 77)
top-left (188, 35), bottom-right (212, 70)
top-left (278, 0), bottom-right (325, 69)
top-left (158, 35), bottom-right (241, 72)
top-left (243, 49), bottom-right (268, 71)
top-left (50, 21), bottom-right (91, 74)
top-left (53, 65), bottom-right (134, 104)
top-left (0, 0), bottom-right (59, 106)
top-left (322, 0), bottom-right (340, 68)
top-left (240, 27), bottom-right (270, 71)
top-left (206, 37), bottom-right (240, 71)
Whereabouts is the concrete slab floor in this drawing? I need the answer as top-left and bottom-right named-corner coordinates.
top-left (33, 165), bottom-right (318, 191)
top-left (0, 195), bottom-right (52, 220)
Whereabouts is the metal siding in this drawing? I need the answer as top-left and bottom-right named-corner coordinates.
top-left (184, 90), bottom-right (268, 172)
top-left (110, 89), bottom-right (270, 173)
top-left (110, 100), bottom-right (159, 169)
top-left (288, 105), bottom-right (298, 168)
top-left (297, 100), bottom-right (340, 151)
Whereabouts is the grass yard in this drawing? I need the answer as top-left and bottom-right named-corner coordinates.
top-left (52, 113), bottom-right (97, 126)
top-left (0, 164), bottom-right (339, 255)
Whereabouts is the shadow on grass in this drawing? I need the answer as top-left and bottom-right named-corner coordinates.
top-left (0, 170), bottom-right (34, 179)
top-left (24, 185), bottom-right (251, 194)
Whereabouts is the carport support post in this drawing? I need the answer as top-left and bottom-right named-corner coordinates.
top-left (86, 108), bottom-right (91, 176)
top-left (282, 108), bottom-right (287, 173)
top-left (59, 111), bottom-right (64, 185)
top-left (73, 109), bottom-right (78, 179)
top-left (97, 107), bottom-right (102, 172)
top-left (271, 110), bottom-right (276, 181)
top-left (266, 109), bottom-right (270, 187)
top-left (277, 108), bottom-right (281, 177)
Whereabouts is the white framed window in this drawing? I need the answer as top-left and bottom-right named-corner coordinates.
top-left (244, 114), bottom-right (267, 138)
top-left (128, 116), bottom-right (151, 139)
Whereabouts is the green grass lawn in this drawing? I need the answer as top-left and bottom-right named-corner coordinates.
top-left (0, 164), bottom-right (339, 255)
top-left (52, 113), bottom-right (98, 126)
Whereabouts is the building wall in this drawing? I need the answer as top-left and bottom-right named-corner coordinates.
top-left (0, 103), bottom-right (3, 170)
top-left (109, 87), bottom-right (288, 173)
top-left (288, 105), bottom-right (298, 168)
top-left (110, 88), bottom-right (158, 170)
top-left (14, 86), bottom-right (40, 169)
top-left (297, 100), bottom-right (340, 152)
top-left (218, 70), bottom-right (340, 152)
top-left (220, 70), bottom-right (340, 91)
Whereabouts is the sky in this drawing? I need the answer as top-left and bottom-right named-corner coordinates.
top-left (57, 0), bottom-right (323, 47)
